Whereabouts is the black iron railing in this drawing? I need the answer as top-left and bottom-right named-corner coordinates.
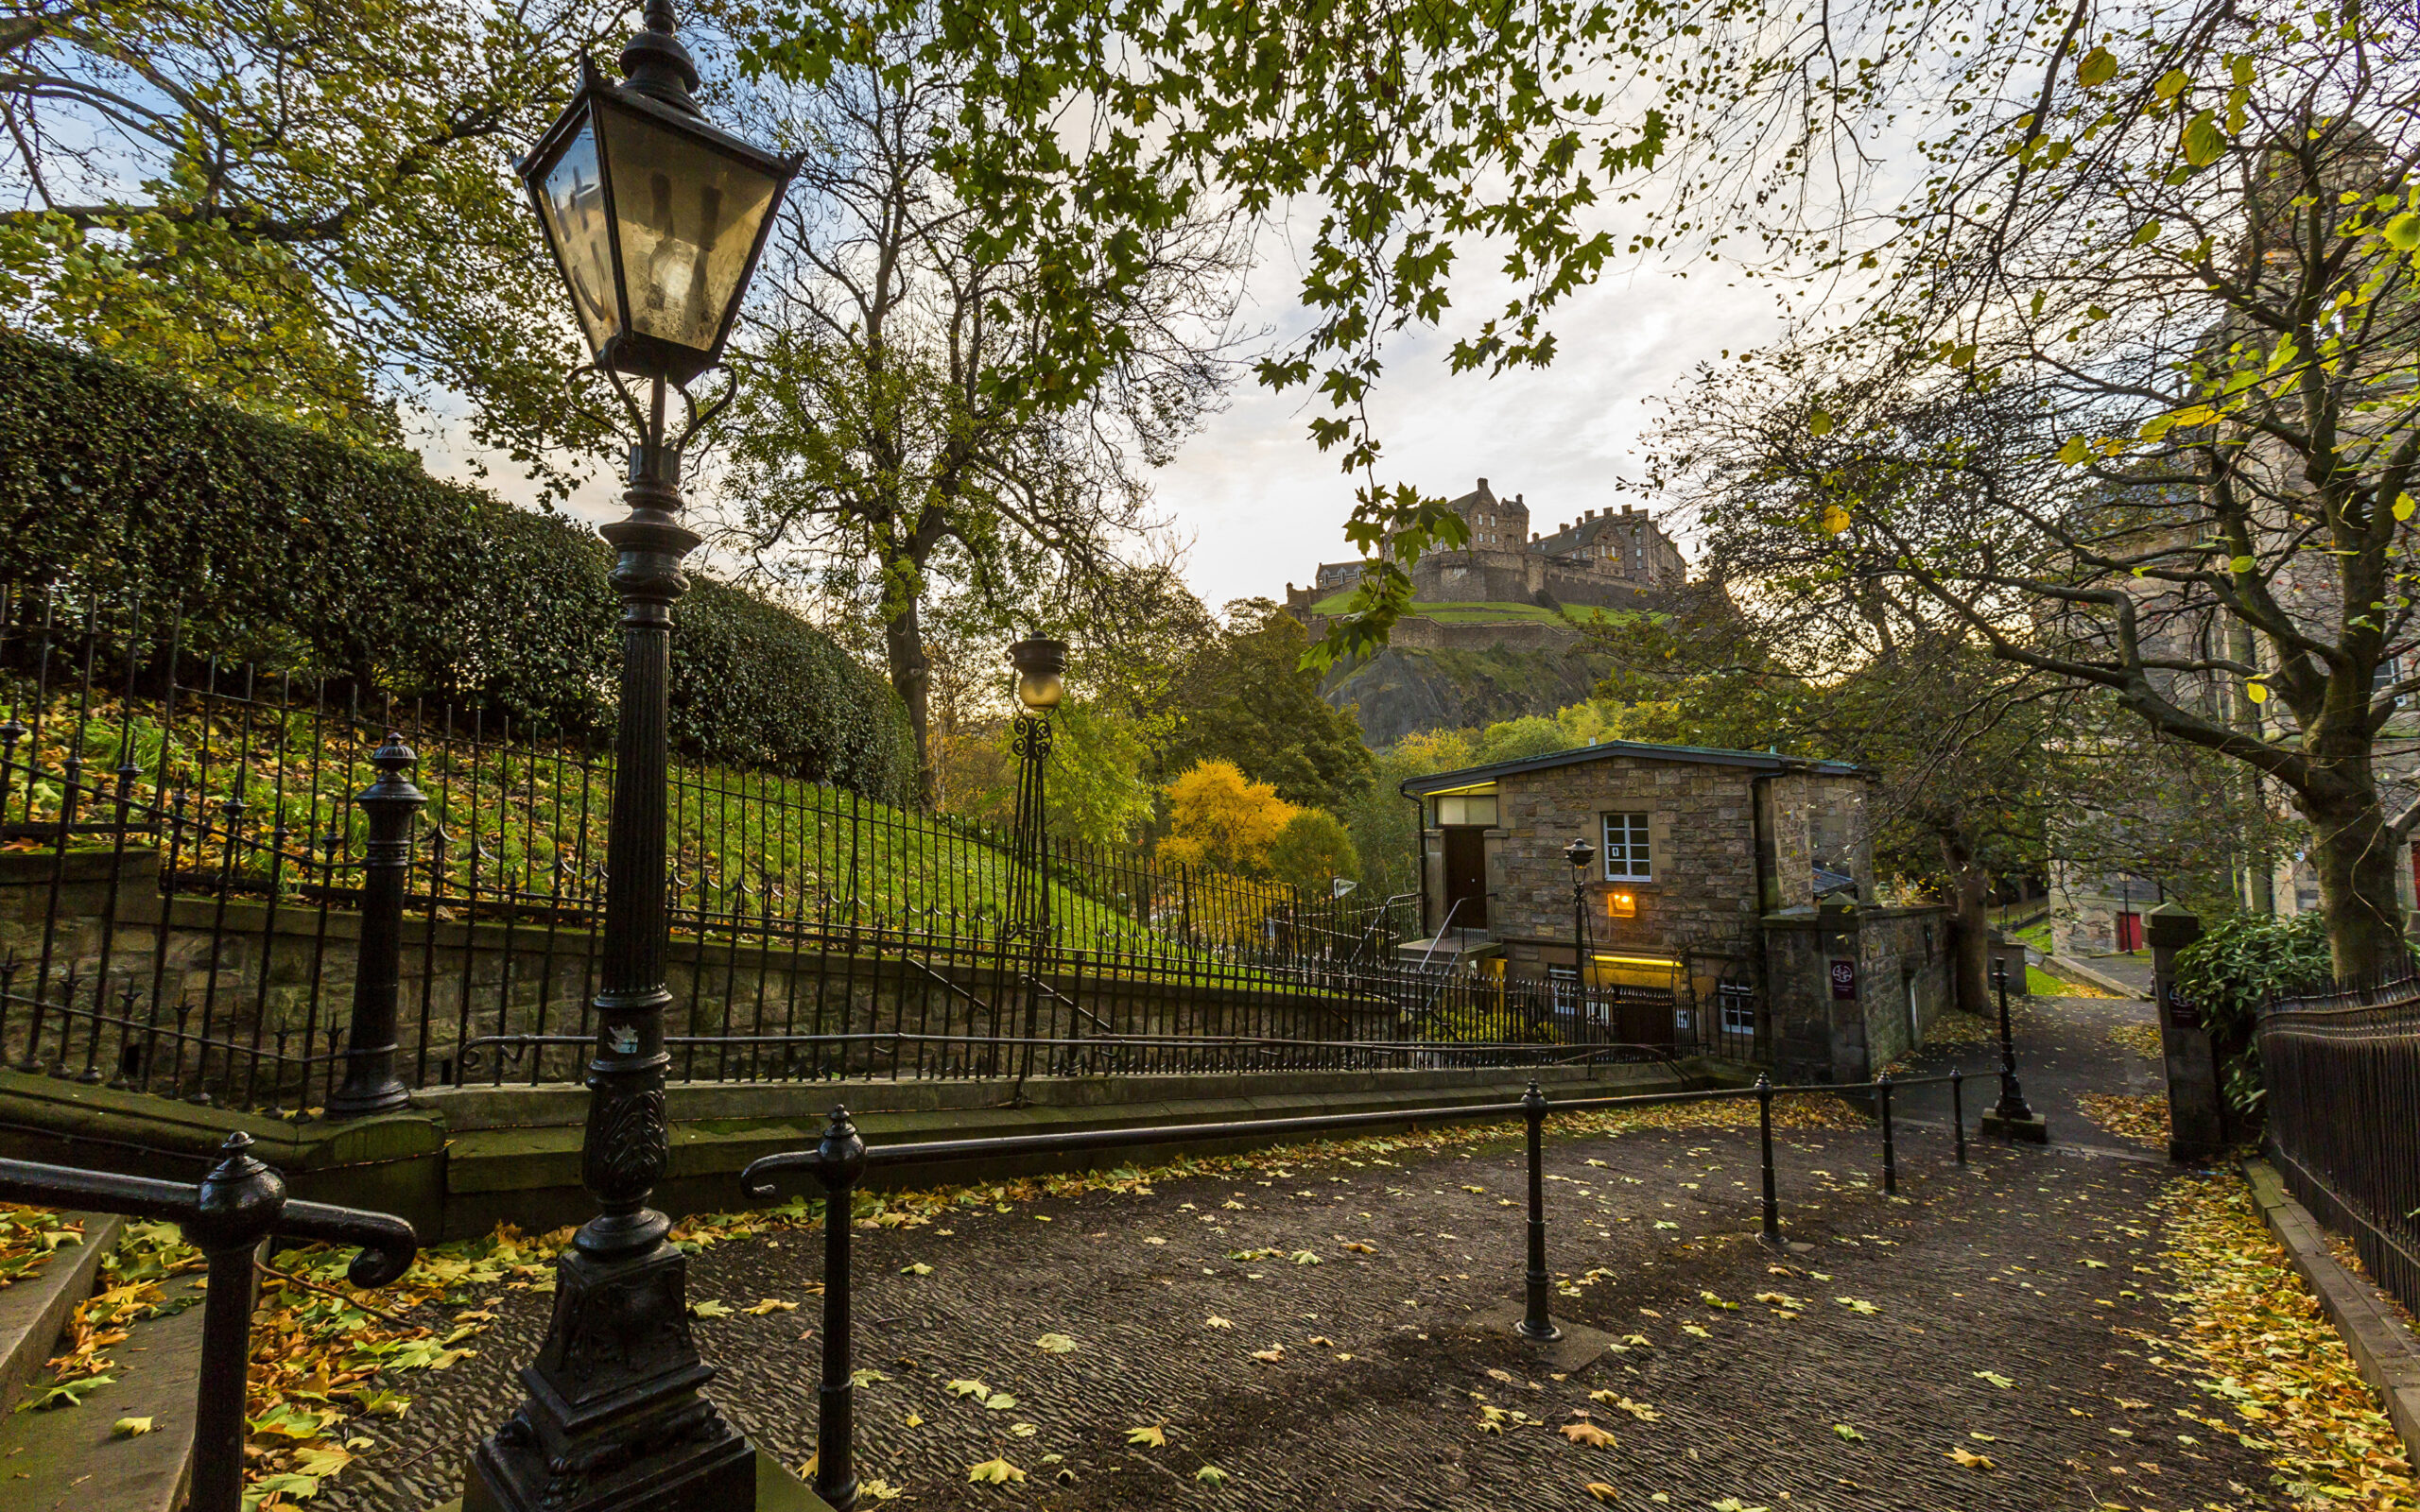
top-left (2260, 971), bottom-right (2420, 1314)
top-left (740, 1063), bottom-right (2001, 1512)
top-left (0, 584), bottom-right (1766, 1113)
top-left (0, 1133), bottom-right (417, 1512)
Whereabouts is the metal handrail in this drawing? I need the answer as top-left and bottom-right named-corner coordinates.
top-left (739, 1059), bottom-right (2007, 1512)
top-left (1414, 896), bottom-right (1466, 973)
top-left (0, 1132), bottom-right (418, 1512)
top-left (457, 1029), bottom-right (1677, 1073)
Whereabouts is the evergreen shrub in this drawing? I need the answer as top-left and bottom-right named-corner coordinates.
top-left (2172, 911), bottom-right (2335, 1118)
top-left (0, 330), bottom-right (912, 801)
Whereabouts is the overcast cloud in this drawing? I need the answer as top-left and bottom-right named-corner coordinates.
top-left (420, 237), bottom-right (1794, 614)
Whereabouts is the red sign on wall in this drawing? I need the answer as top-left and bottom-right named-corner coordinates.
top-left (1828, 958), bottom-right (1858, 1000)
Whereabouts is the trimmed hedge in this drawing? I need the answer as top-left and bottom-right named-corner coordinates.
top-left (0, 330), bottom-right (914, 802)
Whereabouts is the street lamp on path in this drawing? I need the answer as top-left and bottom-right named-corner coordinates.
top-left (464, 6), bottom-right (798, 1510)
top-left (1981, 954), bottom-right (2048, 1143)
top-left (1562, 836), bottom-right (1595, 1023)
top-left (1007, 637), bottom-right (1066, 946)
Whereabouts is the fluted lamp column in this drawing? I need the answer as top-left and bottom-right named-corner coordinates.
top-left (464, 5), bottom-right (801, 1509)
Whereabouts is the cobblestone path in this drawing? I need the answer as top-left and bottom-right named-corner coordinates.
top-left (337, 1003), bottom-right (2278, 1512)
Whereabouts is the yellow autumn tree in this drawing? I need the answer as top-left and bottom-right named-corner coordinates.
top-left (1156, 759), bottom-right (1296, 875)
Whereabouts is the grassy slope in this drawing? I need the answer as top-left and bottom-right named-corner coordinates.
top-left (9, 696), bottom-right (1187, 945)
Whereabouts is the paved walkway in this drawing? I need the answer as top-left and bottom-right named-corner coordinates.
top-left (334, 999), bottom-right (2277, 1512)
top-left (1892, 992), bottom-right (2169, 1162)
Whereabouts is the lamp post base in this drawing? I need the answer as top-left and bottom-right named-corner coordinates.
top-left (439, 1450), bottom-right (828, 1512)
top-left (461, 1240), bottom-right (756, 1512)
top-left (1979, 1110), bottom-right (2049, 1144)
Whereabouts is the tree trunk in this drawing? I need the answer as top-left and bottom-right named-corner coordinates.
top-left (883, 595), bottom-right (937, 811)
top-left (2224, 622), bottom-right (2276, 915)
top-left (2300, 784), bottom-right (2409, 978)
top-left (1938, 830), bottom-right (1992, 1018)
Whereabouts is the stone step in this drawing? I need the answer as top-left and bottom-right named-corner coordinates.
top-left (0, 1211), bottom-right (123, 1415)
top-left (0, 1270), bottom-right (208, 1512)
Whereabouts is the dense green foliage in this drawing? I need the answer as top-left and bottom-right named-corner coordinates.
top-left (1265, 809), bottom-right (1360, 896)
top-left (2174, 913), bottom-right (2337, 1117)
top-left (1156, 601), bottom-right (1374, 814)
top-left (0, 331), bottom-right (914, 801)
top-left (934, 703), bottom-right (1158, 848)
top-left (0, 0), bottom-right (619, 473)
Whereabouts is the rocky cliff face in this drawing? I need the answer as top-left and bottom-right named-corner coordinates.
top-left (1321, 638), bottom-right (1614, 747)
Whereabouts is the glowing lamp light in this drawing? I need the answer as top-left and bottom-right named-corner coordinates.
top-left (517, 52), bottom-right (800, 385)
top-left (1010, 636), bottom-right (1068, 711)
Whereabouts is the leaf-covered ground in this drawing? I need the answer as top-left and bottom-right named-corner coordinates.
top-left (2079, 1093), bottom-right (2171, 1149)
top-left (2144, 1177), bottom-right (2417, 1509)
top-left (28, 991), bottom-right (2412, 1512)
top-left (0, 1204), bottom-right (82, 1289)
top-left (317, 1085), bottom-right (2354, 1512)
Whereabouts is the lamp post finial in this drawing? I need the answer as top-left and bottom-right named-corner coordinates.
top-left (620, 0), bottom-right (700, 112)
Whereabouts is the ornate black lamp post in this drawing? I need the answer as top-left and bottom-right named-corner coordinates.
top-left (1981, 954), bottom-right (2046, 1143)
top-left (1007, 637), bottom-right (1066, 945)
top-left (1563, 836), bottom-right (1595, 1020)
top-left (464, 8), bottom-right (798, 1510)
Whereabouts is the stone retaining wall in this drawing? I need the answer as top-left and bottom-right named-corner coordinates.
top-left (0, 849), bottom-right (1395, 1097)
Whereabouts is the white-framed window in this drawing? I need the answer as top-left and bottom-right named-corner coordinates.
top-left (1602, 812), bottom-right (1651, 880)
top-left (1434, 792), bottom-right (1498, 827)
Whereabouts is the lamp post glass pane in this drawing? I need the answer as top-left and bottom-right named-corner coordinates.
top-left (602, 104), bottom-right (781, 357)
top-left (536, 119), bottom-right (617, 359)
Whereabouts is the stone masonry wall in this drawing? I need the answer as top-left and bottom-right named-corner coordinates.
top-left (1756, 772), bottom-right (1876, 911)
top-left (1762, 904), bottom-right (1953, 1083)
top-left (1489, 756), bottom-right (1766, 971)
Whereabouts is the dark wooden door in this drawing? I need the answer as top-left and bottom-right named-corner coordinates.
top-left (1443, 827), bottom-right (1488, 929)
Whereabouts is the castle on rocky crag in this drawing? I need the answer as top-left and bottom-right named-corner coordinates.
top-left (1283, 478), bottom-right (1693, 743)
top-left (1286, 477), bottom-right (1687, 620)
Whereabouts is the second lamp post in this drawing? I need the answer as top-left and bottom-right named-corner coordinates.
top-left (1007, 637), bottom-right (1066, 947)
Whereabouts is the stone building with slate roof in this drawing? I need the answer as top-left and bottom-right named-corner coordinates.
top-left (1398, 740), bottom-right (1955, 1083)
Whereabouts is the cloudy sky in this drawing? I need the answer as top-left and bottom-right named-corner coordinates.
top-left (424, 232), bottom-right (1798, 615)
top-left (1149, 265), bottom-right (1790, 609)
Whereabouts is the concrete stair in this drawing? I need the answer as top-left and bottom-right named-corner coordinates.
top-left (0, 1212), bottom-right (205, 1511)
top-left (0, 1212), bottom-right (119, 1414)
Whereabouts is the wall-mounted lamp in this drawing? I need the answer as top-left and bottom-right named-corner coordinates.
top-left (1605, 890), bottom-right (1637, 919)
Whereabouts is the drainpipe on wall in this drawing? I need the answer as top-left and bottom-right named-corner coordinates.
top-left (1750, 775), bottom-right (1774, 914)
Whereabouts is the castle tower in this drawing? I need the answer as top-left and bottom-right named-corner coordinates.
top-left (1454, 478), bottom-right (1530, 553)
